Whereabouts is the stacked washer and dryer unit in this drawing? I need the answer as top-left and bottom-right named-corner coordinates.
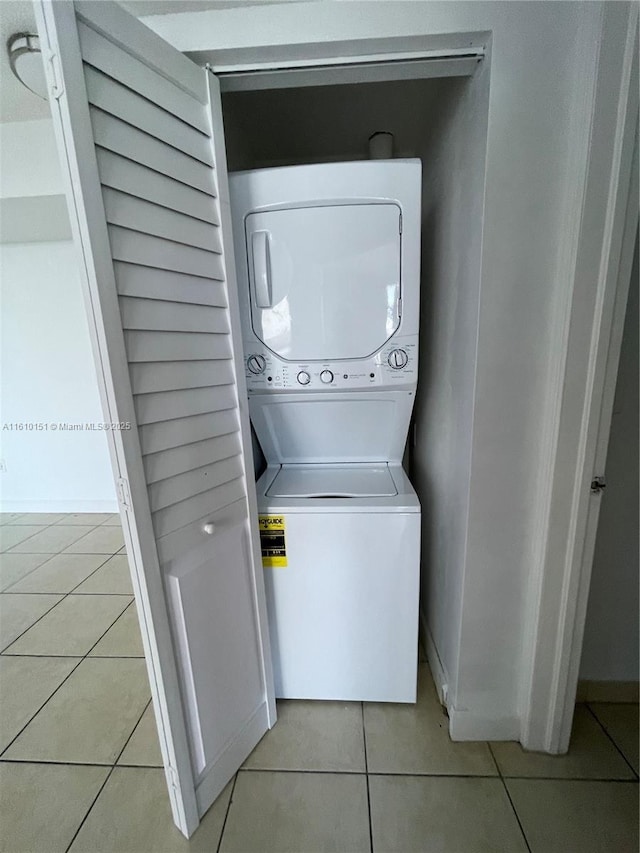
top-left (230, 160), bottom-right (422, 703)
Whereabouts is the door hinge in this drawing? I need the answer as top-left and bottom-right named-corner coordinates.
top-left (590, 476), bottom-right (607, 494)
top-left (46, 52), bottom-right (65, 100)
top-left (116, 476), bottom-right (131, 509)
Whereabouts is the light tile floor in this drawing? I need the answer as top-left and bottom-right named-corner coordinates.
top-left (0, 512), bottom-right (638, 852)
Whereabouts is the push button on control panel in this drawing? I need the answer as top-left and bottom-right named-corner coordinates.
top-left (387, 348), bottom-right (409, 369)
top-left (320, 370), bottom-right (334, 384)
top-left (297, 371), bottom-right (311, 385)
top-left (247, 354), bottom-right (266, 374)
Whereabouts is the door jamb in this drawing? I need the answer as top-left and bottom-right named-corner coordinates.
top-left (521, 4), bottom-right (639, 754)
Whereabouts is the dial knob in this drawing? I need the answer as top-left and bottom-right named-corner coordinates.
top-left (297, 371), bottom-right (311, 385)
top-left (388, 348), bottom-right (409, 370)
top-left (247, 354), bottom-right (266, 375)
top-left (320, 370), bottom-right (334, 384)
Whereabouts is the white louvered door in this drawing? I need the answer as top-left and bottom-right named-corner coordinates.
top-left (35, 0), bottom-right (276, 838)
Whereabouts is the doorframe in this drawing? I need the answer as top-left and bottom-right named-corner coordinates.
top-left (521, 4), bottom-right (639, 754)
top-left (196, 9), bottom-right (639, 751)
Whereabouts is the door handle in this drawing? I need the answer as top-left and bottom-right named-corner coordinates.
top-left (252, 231), bottom-right (272, 308)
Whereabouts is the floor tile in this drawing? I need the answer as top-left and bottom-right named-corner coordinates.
top-left (0, 655), bottom-right (80, 752)
top-left (89, 602), bottom-right (144, 657)
top-left (56, 512), bottom-right (114, 526)
top-left (491, 704), bottom-right (635, 779)
top-left (4, 657), bottom-right (150, 764)
top-left (72, 554), bottom-right (133, 595)
top-left (64, 526), bottom-right (125, 554)
top-left (506, 779), bottom-right (639, 853)
top-left (5, 594), bottom-right (132, 656)
top-left (5, 553), bottom-right (109, 594)
top-left (0, 552), bottom-right (51, 591)
top-left (69, 768), bottom-right (232, 852)
top-left (8, 525), bottom-right (91, 554)
top-left (589, 703), bottom-right (639, 774)
top-left (0, 593), bottom-right (63, 650)
top-left (0, 525), bottom-right (47, 552)
top-left (0, 762), bottom-right (109, 853)
top-left (100, 514), bottom-right (122, 526)
top-left (364, 664), bottom-right (496, 775)
top-left (244, 700), bottom-right (366, 772)
top-left (0, 513), bottom-right (24, 525)
top-left (118, 703), bottom-right (162, 767)
top-left (8, 512), bottom-right (66, 525)
top-left (221, 770), bottom-right (370, 853)
top-left (369, 774), bottom-right (528, 853)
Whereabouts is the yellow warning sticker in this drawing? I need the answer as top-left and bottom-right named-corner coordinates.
top-left (258, 515), bottom-right (287, 568)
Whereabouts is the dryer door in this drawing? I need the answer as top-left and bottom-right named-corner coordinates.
top-left (245, 203), bottom-right (401, 361)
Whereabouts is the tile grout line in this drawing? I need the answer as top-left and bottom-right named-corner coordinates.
top-left (0, 596), bottom-right (134, 763)
top-left (361, 702), bottom-right (374, 853)
top-left (1, 755), bottom-right (638, 783)
top-left (4, 550), bottom-right (125, 558)
top-left (63, 699), bottom-right (152, 853)
top-left (2, 550), bottom-right (115, 596)
top-left (0, 656), bottom-right (86, 759)
top-left (216, 771), bottom-right (239, 853)
top-left (487, 742), bottom-right (532, 853)
top-left (2, 591), bottom-right (132, 597)
top-left (1, 515), bottom-right (112, 556)
top-left (585, 703), bottom-right (639, 780)
top-left (0, 516), bottom-right (80, 552)
top-left (1, 653), bottom-right (143, 660)
top-left (0, 583), bottom-right (131, 655)
top-left (0, 596), bottom-right (70, 655)
top-left (0, 582), bottom-right (135, 758)
top-left (1, 544), bottom-right (131, 654)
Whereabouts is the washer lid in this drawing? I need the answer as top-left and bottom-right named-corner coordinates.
top-left (245, 203), bottom-right (401, 362)
top-left (266, 464), bottom-right (398, 498)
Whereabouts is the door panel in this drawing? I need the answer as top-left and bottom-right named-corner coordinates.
top-left (35, 0), bottom-right (275, 838)
top-left (167, 522), bottom-right (265, 775)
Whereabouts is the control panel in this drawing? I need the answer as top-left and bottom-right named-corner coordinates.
top-left (243, 335), bottom-right (418, 392)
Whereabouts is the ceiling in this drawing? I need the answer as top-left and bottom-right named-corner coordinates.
top-left (0, 0), bottom-right (304, 123)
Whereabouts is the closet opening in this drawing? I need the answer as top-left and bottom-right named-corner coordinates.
top-left (220, 53), bottom-right (491, 712)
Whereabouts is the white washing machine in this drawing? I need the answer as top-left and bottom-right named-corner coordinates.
top-left (230, 160), bottom-right (422, 703)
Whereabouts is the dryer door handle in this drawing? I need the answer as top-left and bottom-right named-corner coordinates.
top-left (252, 231), bottom-right (272, 308)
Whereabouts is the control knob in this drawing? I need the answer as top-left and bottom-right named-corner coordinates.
top-left (388, 348), bottom-right (409, 370)
top-left (247, 354), bottom-right (266, 374)
top-left (297, 371), bottom-right (311, 385)
top-left (320, 370), bottom-right (334, 384)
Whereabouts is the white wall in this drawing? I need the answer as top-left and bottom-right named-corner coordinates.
top-left (0, 241), bottom-right (117, 512)
top-left (153, 1), bottom-right (607, 739)
top-left (414, 64), bottom-right (489, 709)
top-left (0, 119), bottom-right (116, 512)
top-left (580, 234), bottom-right (639, 683)
top-left (0, 119), bottom-right (64, 199)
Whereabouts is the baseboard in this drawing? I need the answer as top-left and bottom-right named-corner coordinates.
top-left (448, 706), bottom-right (520, 742)
top-left (420, 609), bottom-right (448, 707)
top-left (576, 679), bottom-right (639, 703)
top-left (0, 500), bottom-right (119, 513)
